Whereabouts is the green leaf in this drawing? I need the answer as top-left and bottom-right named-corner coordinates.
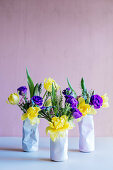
top-left (26, 68), bottom-right (34, 98)
top-left (33, 83), bottom-right (39, 96)
top-left (81, 77), bottom-right (89, 101)
top-left (38, 83), bottom-right (43, 96)
top-left (67, 78), bottom-right (77, 98)
top-left (81, 77), bottom-right (87, 92)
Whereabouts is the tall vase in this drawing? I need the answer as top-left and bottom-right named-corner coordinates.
top-left (78, 115), bottom-right (95, 152)
top-left (22, 118), bottom-right (39, 152)
top-left (50, 131), bottom-right (68, 161)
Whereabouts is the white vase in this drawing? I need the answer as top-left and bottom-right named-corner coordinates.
top-left (78, 115), bottom-right (95, 152)
top-left (22, 118), bottom-right (39, 152)
top-left (50, 131), bottom-right (68, 161)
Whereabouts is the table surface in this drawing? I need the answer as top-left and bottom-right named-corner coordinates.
top-left (0, 137), bottom-right (113, 170)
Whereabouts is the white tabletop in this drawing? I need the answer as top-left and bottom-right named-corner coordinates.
top-left (0, 137), bottom-right (113, 170)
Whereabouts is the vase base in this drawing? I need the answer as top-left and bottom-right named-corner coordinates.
top-left (79, 149), bottom-right (95, 153)
top-left (51, 158), bottom-right (68, 162)
top-left (23, 149), bottom-right (38, 152)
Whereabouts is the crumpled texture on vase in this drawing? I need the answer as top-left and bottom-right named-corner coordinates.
top-left (22, 118), bottom-right (39, 152)
top-left (78, 115), bottom-right (95, 152)
top-left (50, 131), bottom-right (68, 161)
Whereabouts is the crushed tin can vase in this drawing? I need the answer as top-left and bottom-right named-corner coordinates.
top-left (50, 131), bottom-right (68, 162)
top-left (78, 115), bottom-right (95, 152)
top-left (22, 118), bottom-right (39, 152)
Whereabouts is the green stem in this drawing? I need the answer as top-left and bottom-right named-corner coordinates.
top-left (40, 110), bottom-right (51, 122)
top-left (24, 94), bottom-right (28, 103)
top-left (17, 104), bottom-right (26, 113)
top-left (43, 91), bottom-right (47, 99)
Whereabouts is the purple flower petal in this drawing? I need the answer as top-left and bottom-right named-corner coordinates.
top-left (65, 95), bottom-right (78, 108)
top-left (72, 108), bottom-right (82, 119)
top-left (17, 86), bottom-right (27, 96)
top-left (90, 95), bottom-right (103, 109)
top-left (31, 96), bottom-right (43, 106)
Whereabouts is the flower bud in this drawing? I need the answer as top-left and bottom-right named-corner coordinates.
top-left (7, 93), bottom-right (19, 105)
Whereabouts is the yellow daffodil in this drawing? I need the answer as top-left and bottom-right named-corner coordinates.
top-left (44, 77), bottom-right (60, 92)
top-left (46, 115), bottom-right (72, 141)
top-left (101, 94), bottom-right (109, 108)
top-left (78, 97), bottom-right (96, 116)
top-left (21, 107), bottom-right (40, 125)
top-left (44, 99), bottom-right (52, 107)
top-left (6, 93), bottom-right (19, 105)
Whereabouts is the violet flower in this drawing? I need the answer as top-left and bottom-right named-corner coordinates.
top-left (72, 107), bottom-right (83, 119)
top-left (65, 95), bottom-right (78, 108)
top-left (31, 96), bottom-right (43, 106)
top-left (17, 86), bottom-right (27, 96)
top-left (90, 95), bottom-right (103, 109)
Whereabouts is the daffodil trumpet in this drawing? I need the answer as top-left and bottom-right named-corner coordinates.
top-left (21, 107), bottom-right (41, 125)
top-left (46, 115), bottom-right (73, 142)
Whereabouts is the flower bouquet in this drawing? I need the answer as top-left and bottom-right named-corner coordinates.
top-left (39, 81), bottom-right (77, 161)
top-left (63, 78), bottom-right (109, 152)
top-left (7, 69), bottom-right (43, 152)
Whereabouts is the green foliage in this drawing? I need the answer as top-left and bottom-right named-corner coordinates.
top-left (22, 102), bottom-right (30, 111)
top-left (38, 83), bottom-right (43, 96)
top-left (81, 77), bottom-right (93, 104)
top-left (59, 90), bottom-right (63, 109)
top-left (63, 103), bottom-right (71, 116)
top-left (43, 92), bottom-right (51, 106)
top-left (81, 77), bottom-right (87, 92)
top-left (51, 83), bottom-right (58, 115)
top-left (39, 83), bottom-right (73, 122)
top-left (38, 108), bottom-right (52, 122)
top-left (67, 78), bottom-right (77, 98)
top-left (33, 83), bottom-right (43, 96)
top-left (33, 83), bottom-right (39, 96)
top-left (26, 68), bottom-right (34, 98)
top-left (81, 77), bottom-right (88, 102)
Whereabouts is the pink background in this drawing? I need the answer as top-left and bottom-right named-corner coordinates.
top-left (0, 0), bottom-right (113, 137)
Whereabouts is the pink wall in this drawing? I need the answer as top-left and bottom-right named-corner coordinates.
top-left (0, 0), bottom-right (113, 137)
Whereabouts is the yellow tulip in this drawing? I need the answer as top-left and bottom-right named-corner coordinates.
top-left (44, 77), bottom-right (60, 92)
top-left (6, 93), bottom-right (19, 105)
top-left (101, 94), bottom-right (109, 108)
top-left (78, 97), bottom-right (96, 116)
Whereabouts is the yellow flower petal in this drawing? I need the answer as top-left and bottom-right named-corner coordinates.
top-left (21, 107), bottom-right (40, 125)
top-left (87, 107), bottom-right (97, 115)
top-left (44, 77), bottom-right (60, 92)
top-left (78, 97), bottom-right (85, 106)
top-left (46, 115), bottom-right (73, 141)
top-left (7, 93), bottom-right (19, 105)
top-left (101, 94), bottom-right (109, 108)
top-left (78, 97), bottom-right (94, 116)
top-left (27, 107), bottom-right (41, 120)
top-left (21, 113), bottom-right (28, 121)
